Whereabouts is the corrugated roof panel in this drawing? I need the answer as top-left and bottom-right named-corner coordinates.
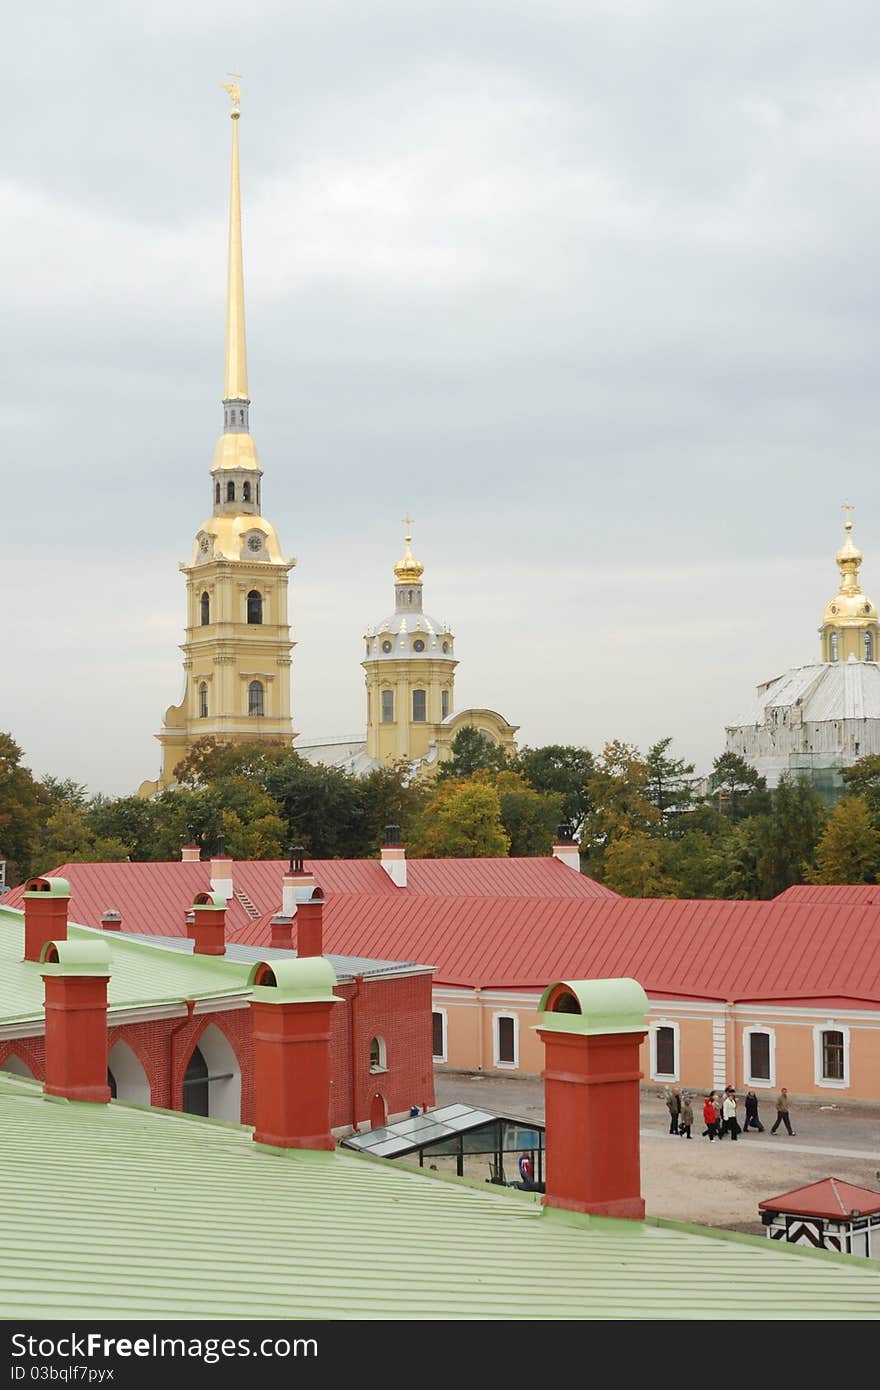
top-left (2, 1075), bottom-right (878, 1319)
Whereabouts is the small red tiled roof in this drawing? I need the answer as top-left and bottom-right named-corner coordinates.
top-left (775, 884), bottom-right (880, 905)
top-left (759, 1178), bottom-right (880, 1220)
top-left (6, 859), bottom-right (880, 1004)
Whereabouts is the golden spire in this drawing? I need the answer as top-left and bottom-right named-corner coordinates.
top-left (393, 515), bottom-right (425, 584)
top-left (222, 74), bottom-right (248, 403)
top-left (835, 498), bottom-right (863, 595)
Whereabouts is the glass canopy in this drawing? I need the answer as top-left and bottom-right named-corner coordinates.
top-left (341, 1103), bottom-right (545, 1185)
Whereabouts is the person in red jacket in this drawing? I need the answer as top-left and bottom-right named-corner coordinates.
top-left (701, 1094), bottom-right (718, 1141)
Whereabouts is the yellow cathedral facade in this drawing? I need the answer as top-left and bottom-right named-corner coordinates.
top-left (140, 87), bottom-right (517, 792)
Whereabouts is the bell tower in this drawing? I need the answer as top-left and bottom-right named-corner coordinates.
top-left (142, 82), bottom-right (296, 792)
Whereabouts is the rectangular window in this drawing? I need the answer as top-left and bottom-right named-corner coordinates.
top-left (432, 1011), bottom-right (446, 1061)
top-left (749, 1031), bottom-right (771, 1081)
top-left (496, 1016), bottom-right (516, 1066)
top-left (822, 1030), bottom-right (845, 1081)
top-left (412, 689), bottom-right (426, 722)
top-left (381, 690), bottom-right (394, 723)
top-left (441, 690), bottom-right (450, 719)
top-left (655, 1026), bottom-right (676, 1077)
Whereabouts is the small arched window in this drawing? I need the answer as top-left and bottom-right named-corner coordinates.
top-left (369, 1036), bottom-right (387, 1073)
top-left (247, 590), bottom-right (263, 625)
top-left (441, 689), bottom-right (450, 719)
top-left (226, 481), bottom-right (235, 502)
top-left (830, 632), bottom-right (840, 662)
top-left (239, 408), bottom-right (244, 423)
top-left (243, 481), bottom-right (251, 503)
top-left (865, 632), bottom-right (874, 661)
top-left (248, 680), bottom-right (264, 717)
top-left (257, 483), bottom-right (261, 507)
top-left (200, 592), bottom-right (210, 626)
top-left (412, 689), bottom-right (427, 722)
top-left (199, 682), bottom-right (208, 718)
top-left (215, 482), bottom-right (221, 504)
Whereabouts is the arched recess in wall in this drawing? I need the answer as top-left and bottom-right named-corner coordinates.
top-left (189, 1022), bottom-right (241, 1123)
top-left (0, 1054), bottom-right (34, 1078)
top-left (107, 1040), bottom-right (151, 1106)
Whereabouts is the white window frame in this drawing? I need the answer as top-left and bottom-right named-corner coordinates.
top-left (493, 1013), bottom-right (519, 1070)
top-left (813, 1022), bottom-right (850, 1089)
top-left (649, 1020), bottom-right (679, 1082)
top-left (742, 1025), bottom-right (776, 1089)
top-left (431, 1008), bottom-right (448, 1063)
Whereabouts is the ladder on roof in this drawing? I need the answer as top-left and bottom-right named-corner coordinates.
top-left (234, 888), bottom-right (261, 922)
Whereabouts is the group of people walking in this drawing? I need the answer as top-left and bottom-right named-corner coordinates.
top-left (665, 1086), bottom-right (796, 1141)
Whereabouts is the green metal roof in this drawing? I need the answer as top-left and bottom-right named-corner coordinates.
top-left (0, 906), bottom-right (253, 1025)
top-left (1, 1072), bottom-right (878, 1320)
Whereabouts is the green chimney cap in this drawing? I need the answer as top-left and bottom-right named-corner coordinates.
top-left (23, 876), bottom-right (71, 899)
top-left (192, 890), bottom-right (228, 910)
top-left (39, 939), bottom-right (112, 978)
top-left (536, 977), bottom-right (649, 1036)
top-left (247, 956), bottom-right (341, 1005)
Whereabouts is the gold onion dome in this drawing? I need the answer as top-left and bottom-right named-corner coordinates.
top-left (823, 505), bottom-right (877, 623)
top-left (394, 529), bottom-right (424, 585)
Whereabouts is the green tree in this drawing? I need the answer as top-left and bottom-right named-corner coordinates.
top-left (841, 755), bottom-right (880, 824)
top-left (583, 741), bottom-right (659, 874)
top-left (514, 745), bottom-right (594, 835)
top-left (808, 795), bottom-right (880, 884)
top-left (601, 832), bottom-right (678, 897)
top-left (645, 737), bottom-right (695, 832)
top-left (86, 796), bottom-right (164, 861)
top-left (172, 737), bottom-right (290, 788)
top-left (755, 775), bottom-right (825, 898)
top-left (41, 776), bottom-right (88, 809)
top-left (358, 764), bottom-right (429, 853)
top-left (411, 780), bottom-right (510, 858)
top-left (0, 734), bottom-right (50, 885)
top-left (663, 829), bottom-right (729, 899)
top-left (31, 805), bottom-right (130, 874)
top-left (437, 728), bottom-right (509, 780)
top-left (481, 770), bottom-right (564, 857)
top-left (709, 752), bottom-right (769, 821)
top-left (263, 754), bottom-right (368, 857)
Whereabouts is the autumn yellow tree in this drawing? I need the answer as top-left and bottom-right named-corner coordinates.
top-left (410, 781), bottom-right (510, 858)
top-left (807, 795), bottom-right (880, 884)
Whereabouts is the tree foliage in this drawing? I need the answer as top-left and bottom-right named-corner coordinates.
top-left (411, 780), bottom-right (511, 858)
top-left (808, 795), bottom-right (880, 884)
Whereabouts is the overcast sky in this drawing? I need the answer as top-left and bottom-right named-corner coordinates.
top-left (3, 1), bottom-right (880, 796)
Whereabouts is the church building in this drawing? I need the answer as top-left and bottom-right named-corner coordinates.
top-left (725, 506), bottom-right (880, 796)
top-left (140, 86), bottom-right (296, 794)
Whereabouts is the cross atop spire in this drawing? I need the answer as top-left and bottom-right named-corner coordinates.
top-left (843, 498), bottom-right (854, 531)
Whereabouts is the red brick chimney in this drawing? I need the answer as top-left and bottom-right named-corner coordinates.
top-left (40, 938), bottom-right (112, 1103)
top-left (100, 909), bottom-right (122, 932)
top-left (23, 876), bottom-right (70, 962)
top-left (191, 891), bottom-right (227, 956)
top-left (379, 826), bottom-right (407, 887)
top-left (248, 958), bottom-right (341, 1149)
top-left (296, 887), bottom-right (325, 959)
top-left (269, 914), bottom-right (294, 949)
top-left (536, 977), bottom-right (649, 1220)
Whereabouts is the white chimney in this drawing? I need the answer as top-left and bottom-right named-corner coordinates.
top-left (181, 844), bottom-right (201, 863)
top-left (380, 827), bottom-right (407, 888)
top-left (210, 855), bottom-right (234, 900)
top-left (552, 824), bottom-right (581, 873)
top-left (282, 846), bottom-right (316, 916)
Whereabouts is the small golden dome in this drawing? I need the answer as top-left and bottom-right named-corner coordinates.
top-left (393, 525), bottom-right (424, 585)
top-left (822, 502), bottom-right (877, 625)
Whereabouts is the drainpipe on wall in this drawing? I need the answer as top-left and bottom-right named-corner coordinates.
top-left (168, 999), bottom-right (197, 1111)
top-left (475, 987), bottom-right (484, 1071)
top-left (725, 1001), bottom-right (736, 1087)
top-left (349, 973), bottom-right (364, 1132)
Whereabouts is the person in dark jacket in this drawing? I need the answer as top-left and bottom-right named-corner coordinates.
top-left (742, 1090), bottom-right (765, 1133)
top-left (665, 1088), bottom-right (682, 1135)
top-left (679, 1095), bottom-right (694, 1139)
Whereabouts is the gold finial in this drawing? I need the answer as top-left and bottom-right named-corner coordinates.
top-left (843, 498), bottom-right (854, 532)
top-left (222, 74), bottom-right (248, 403)
top-left (835, 497), bottom-right (863, 593)
top-left (221, 71), bottom-right (242, 117)
top-left (394, 517), bottom-right (424, 585)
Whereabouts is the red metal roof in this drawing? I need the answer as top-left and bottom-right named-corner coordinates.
top-left (776, 884), bottom-right (880, 905)
top-left (6, 860), bottom-right (880, 1004)
top-left (759, 1178), bottom-right (880, 1220)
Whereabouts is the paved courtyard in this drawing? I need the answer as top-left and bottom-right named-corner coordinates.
top-left (434, 1072), bottom-right (880, 1235)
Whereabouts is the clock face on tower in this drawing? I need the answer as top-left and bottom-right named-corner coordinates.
top-left (199, 536), bottom-right (210, 557)
top-left (247, 534), bottom-right (262, 553)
